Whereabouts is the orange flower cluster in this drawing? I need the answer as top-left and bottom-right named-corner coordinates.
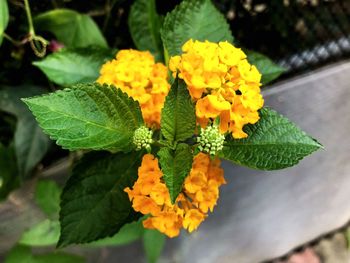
top-left (97, 49), bottom-right (170, 128)
top-left (169, 39), bottom-right (264, 138)
top-left (124, 153), bottom-right (226, 237)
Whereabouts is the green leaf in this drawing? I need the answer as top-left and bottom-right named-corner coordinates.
top-left (246, 51), bottom-right (285, 85)
top-left (34, 9), bottom-right (107, 48)
top-left (143, 229), bottom-right (166, 263)
top-left (33, 47), bottom-right (115, 86)
top-left (160, 78), bottom-right (196, 144)
top-left (19, 219), bottom-right (60, 246)
top-left (161, 0), bottom-right (233, 57)
top-left (128, 0), bottom-right (163, 61)
top-left (220, 107), bottom-right (322, 170)
top-left (35, 180), bottom-right (61, 217)
top-left (0, 0), bottom-right (9, 46)
top-left (4, 245), bottom-right (85, 263)
top-left (87, 220), bottom-right (144, 247)
top-left (58, 151), bottom-right (142, 247)
top-left (23, 83), bottom-right (143, 152)
top-left (158, 143), bottom-right (193, 203)
top-left (0, 143), bottom-right (19, 200)
top-left (0, 86), bottom-right (51, 177)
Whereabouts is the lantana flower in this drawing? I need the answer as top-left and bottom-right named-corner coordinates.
top-left (97, 49), bottom-right (170, 128)
top-left (124, 153), bottom-right (226, 237)
top-left (169, 39), bottom-right (264, 138)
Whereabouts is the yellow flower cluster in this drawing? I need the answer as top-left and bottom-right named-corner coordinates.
top-left (124, 153), bottom-right (226, 237)
top-left (97, 50), bottom-right (170, 128)
top-left (169, 39), bottom-right (264, 138)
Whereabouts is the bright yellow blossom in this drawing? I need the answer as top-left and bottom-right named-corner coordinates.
top-left (169, 39), bottom-right (264, 138)
top-left (124, 153), bottom-right (225, 237)
top-left (97, 49), bottom-right (170, 128)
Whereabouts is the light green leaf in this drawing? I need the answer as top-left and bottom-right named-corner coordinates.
top-left (128, 0), bottom-right (163, 61)
top-left (220, 107), bottom-right (322, 170)
top-left (35, 180), bottom-right (61, 217)
top-left (143, 229), bottom-right (166, 263)
top-left (58, 151), bottom-right (142, 248)
top-left (158, 143), bottom-right (193, 203)
top-left (23, 83), bottom-right (143, 152)
top-left (246, 51), bottom-right (285, 85)
top-left (160, 78), bottom-right (196, 144)
top-left (4, 245), bottom-right (85, 263)
top-left (34, 9), bottom-right (107, 48)
top-left (0, 143), bottom-right (19, 200)
top-left (19, 219), bottom-right (60, 246)
top-left (0, 0), bottom-right (9, 46)
top-left (33, 47), bottom-right (115, 86)
top-left (0, 86), bottom-right (51, 177)
top-left (161, 0), bottom-right (233, 57)
top-left (87, 220), bottom-right (143, 247)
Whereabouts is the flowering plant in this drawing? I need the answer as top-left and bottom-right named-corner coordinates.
top-left (13, 0), bottom-right (321, 255)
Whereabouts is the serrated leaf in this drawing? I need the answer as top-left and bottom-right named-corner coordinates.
top-left (158, 143), bottom-right (193, 203)
top-left (87, 220), bottom-right (144, 247)
top-left (58, 151), bottom-right (142, 247)
top-left (161, 0), bottom-right (234, 57)
top-left (35, 180), bottom-right (61, 217)
top-left (143, 229), bottom-right (166, 263)
top-left (0, 86), bottom-right (51, 177)
top-left (128, 0), bottom-right (163, 61)
top-left (220, 107), bottom-right (322, 170)
top-left (34, 9), bottom-right (107, 48)
top-left (33, 47), bottom-right (115, 86)
top-left (19, 219), bottom-right (60, 247)
top-left (0, 0), bottom-right (9, 46)
top-left (160, 78), bottom-right (196, 144)
top-left (246, 51), bottom-right (285, 85)
top-left (23, 83), bottom-right (143, 152)
top-left (4, 245), bottom-right (85, 263)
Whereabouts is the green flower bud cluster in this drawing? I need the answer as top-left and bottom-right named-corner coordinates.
top-left (133, 126), bottom-right (153, 151)
top-left (197, 125), bottom-right (225, 155)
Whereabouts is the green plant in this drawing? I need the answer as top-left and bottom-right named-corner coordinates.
top-left (0, 0), bottom-right (321, 262)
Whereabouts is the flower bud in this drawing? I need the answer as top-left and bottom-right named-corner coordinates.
top-left (197, 125), bottom-right (225, 155)
top-left (133, 126), bottom-right (153, 151)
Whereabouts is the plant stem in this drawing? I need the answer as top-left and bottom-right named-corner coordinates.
top-left (23, 0), bottom-right (35, 35)
top-left (3, 33), bottom-right (22, 46)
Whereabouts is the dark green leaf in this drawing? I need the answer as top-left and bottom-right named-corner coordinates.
top-left (34, 9), bottom-right (107, 48)
top-left (58, 151), bottom-right (142, 247)
top-left (23, 83), bottom-right (143, 152)
top-left (161, 0), bottom-right (233, 57)
top-left (160, 78), bottom-right (196, 144)
top-left (87, 220), bottom-right (144, 247)
top-left (0, 0), bottom-right (9, 46)
top-left (35, 180), bottom-right (61, 217)
top-left (158, 143), bottom-right (193, 203)
top-left (246, 51), bottom-right (285, 85)
top-left (19, 219), bottom-right (60, 246)
top-left (4, 245), bottom-right (85, 263)
top-left (143, 229), bottom-right (166, 263)
top-left (0, 143), bottom-right (19, 200)
top-left (129, 0), bottom-right (163, 61)
top-left (0, 86), bottom-right (51, 177)
top-left (220, 107), bottom-right (322, 170)
top-left (33, 47), bottom-right (115, 86)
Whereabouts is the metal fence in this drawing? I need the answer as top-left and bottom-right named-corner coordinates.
top-left (216, 0), bottom-right (350, 76)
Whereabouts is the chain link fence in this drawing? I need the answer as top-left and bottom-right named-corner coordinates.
top-left (216, 0), bottom-right (350, 76)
